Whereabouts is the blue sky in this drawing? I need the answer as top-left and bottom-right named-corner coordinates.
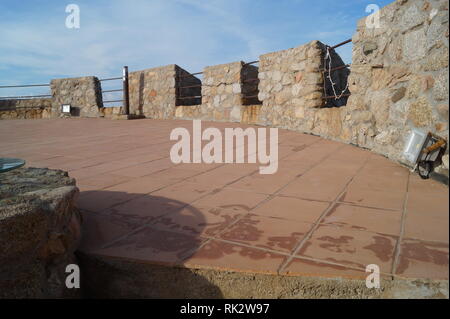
top-left (0, 0), bottom-right (393, 98)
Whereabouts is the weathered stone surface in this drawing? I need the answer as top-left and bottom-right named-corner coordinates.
top-left (391, 87), bottom-right (407, 103)
top-left (398, 2), bottom-right (427, 31)
top-left (0, 167), bottom-right (81, 298)
top-left (128, 65), bottom-right (178, 119)
top-left (344, 0), bottom-right (448, 175)
top-left (256, 40), bottom-right (341, 132)
top-left (436, 104), bottom-right (449, 121)
top-left (177, 60), bottom-right (263, 123)
top-left (200, 61), bottom-right (244, 122)
top-left (403, 28), bottom-right (427, 62)
top-left (421, 48), bottom-right (449, 71)
top-left (51, 76), bottom-right (102, 118)
top-left (433, 70), bottom-right (449, 101)
top-left (0, 98), bottom-right (52, 120)
top-left (409, 96), bottom-right (434, 127)
top-left (442, 154), bottom-right (449, 170)
top-left (98, 106), bottom-right (123, 118)
top-left (363, 42), bottom-right (378, 55)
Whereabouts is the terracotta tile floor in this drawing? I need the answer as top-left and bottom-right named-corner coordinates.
top-left (1, 118), bottom-right (448, 280)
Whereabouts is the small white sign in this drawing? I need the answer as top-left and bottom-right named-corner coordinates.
top-left (62, 104), bottom-right (71, 113)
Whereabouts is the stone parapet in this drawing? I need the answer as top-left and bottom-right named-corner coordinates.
top-left (50, 76), bottom-right (103, 118)
top-left (0, 98), bottom-right (52, 120)
top-left (129, 65), bottom-right (177, 119)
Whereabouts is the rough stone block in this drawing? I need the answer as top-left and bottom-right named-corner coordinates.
top-left (50, 76), bottom-right (102, 118)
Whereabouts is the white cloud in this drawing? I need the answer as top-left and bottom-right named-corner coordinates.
top-left (0, 0), bottom-right (357, 94)
top-left (0, 0), bottom-right (269, 85)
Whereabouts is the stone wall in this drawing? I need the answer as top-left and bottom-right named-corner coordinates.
top-left (340, 0), bottom-right (449, 172)
top-left (202, 61), bottom-right (244, 122)
top-left (175, 61), bottom-right (262, 122)
top-left (98, 106), bottom-right (124, 118)
top-left (255, 40), bottom-right (350, 139)
top-left (50, 76), bottom-right (103, 118)
top-left (257, 40), bottom-right (325, 130)
top-left (0, 168), bottom-right (81, 298)
top-left (129, 65), bottom-right (177, 119)
top-left (0, 98), bottom-right (52, 120)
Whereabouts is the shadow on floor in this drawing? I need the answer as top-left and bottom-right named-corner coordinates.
top-left (75, 190), bottom-right (224, 298)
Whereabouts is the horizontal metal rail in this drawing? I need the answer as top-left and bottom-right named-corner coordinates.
top-left (242, 95), bottom-right (259, 99)
top-left (242, 78), bottom-right (259, 83)
top-left (321, 64), bottom-right (351, 73)
top-left (99, 77), bottom-right (122, 82)
top-left (0, 94), bottom-right (52, 100)
top-left (178, 72), bottom-right (203, 79)
top-left (243, 60), bottom-right (259, 66)
top-left (0, 83), bottom-right (50, 88)
top-left (102, 99), bottom-right (123, 103)
top-left (329, 38), bottom-right (352, 50)
top-left (178, 84), bottom-right (202, 89)
top-left (102, 88), bottom-right (123, 93)
top-left (177, 96), bottom-right (201, 99)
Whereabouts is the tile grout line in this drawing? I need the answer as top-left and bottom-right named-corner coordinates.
top-left (85, 137), bottom-right (337, 258)
top-left (33, 138), bottom-right (175, 167)
top-left (390, 170), bottom-right (411, 278)
top-left (96, 135), bottom-right (294, 251)
top-left (90, 162), bottom-right (230, 215)
top-left (94, 163), bottom-right (232, 250)
top-left (194, 237), bottom-right (395, 277)
top-left (182, 141), bottom-right (348, 264)
top-left (162, 138), bottom-right (328, 261)
top-left (277, 152), bottom-right (373, 275)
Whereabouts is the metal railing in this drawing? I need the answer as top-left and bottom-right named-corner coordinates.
top-left (0, 83), bottom-right (51, 101)
top-left (99, 66), bottom-right (129, 114)
top-left (176, 71), bottom-right (203, 104)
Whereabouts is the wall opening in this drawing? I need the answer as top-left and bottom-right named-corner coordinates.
top-left (322, 45), bottom-right (351, 108)
top-left (241, 61), bottom-right (262, 106)
top-left (176, 67), bottom-right (202, 106)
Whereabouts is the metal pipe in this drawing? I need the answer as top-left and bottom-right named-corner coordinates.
top-left (99, 77), bottom-right (122, 82)
top-left (102, 88), bottom-right (123, 93)
top-left (243, 60), bottom-right (259, 66)
top-left (122, 66), bottom-right (130, 115)
top-left (178, 72), bottom-right (203, 78)
top-left (0, 94), bottom-right (52, 100)
top-left (102, 99), bottom-right (124, 103)
top-left (329, 39), bottom-right (352, 50)
top-left (0, 84), bottom-right (49, 88)
top-left (177, 96), bottom-right (202, 99)
top-left (242, 78), bottom-right (259, 83)
top-left (320, 64), bottom-right (351, 72)
top-left (178, 84), bottom-right (202, 89)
